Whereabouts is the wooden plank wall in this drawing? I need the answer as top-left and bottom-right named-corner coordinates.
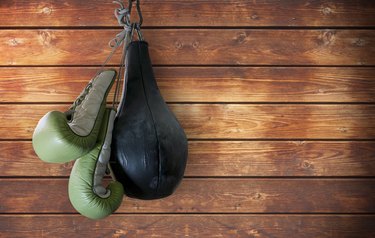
top-left (0, 0), bottom-right (375, 237)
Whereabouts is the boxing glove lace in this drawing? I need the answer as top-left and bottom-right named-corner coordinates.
top-left (32, 70), bottom-right (116, 163)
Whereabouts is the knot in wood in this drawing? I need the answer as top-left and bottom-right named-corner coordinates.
top-left (295, 141), bottom-right (306, 146)
top-left (63, 161), bottom-right (73, 169)
top-left (114, 229), bottom-right (127, 238)
top-left (252, 192), bottom-right (263, 200)
top-left (38, 31), bottom-right (56, 46)
top-left (38, 3), bottom-right (53, 15)
top-left (175, 41), bottom-right (183, 49)
top-left (322, 7), bottom-right (332, 15)
top-left (42, 6), bottom-right (52, 15)
top-left (8, 38), bottom-right (20, 46)
top-left (236, 32), bottom-right (247, 44)
top-left (318, 31), bottom-right (335, 46)
top-left (339, 127), bottom-right (348, 133)
top-left (301, 161), bottom-right (312, 169)
top-left (249, 229), bottom-right (259, 235)
top-left (192, 41), bottom-right (199, 49)
top-left (251, 14), bottom-right (259, 20)
top-left (354, 38), bottom-right (365, 47)
top-left (321, 3), bottom-right (335, 15)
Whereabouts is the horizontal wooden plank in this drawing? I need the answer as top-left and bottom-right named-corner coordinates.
top-left (181, 141), bottom-right (375, 177)
top-left (175, 104), bottom-right (375, 139)
top-left (1, 29), bottom-right (375, 65)
top-left (1, 179), bottom-right (374, 213)
top-left (1, 67), bottom-right (375, 103)
top-left (1, 0), bottom-right (375, 27)
top-left (1, 215), bottom-right (375, 238)
top-left (1, 141), bottom-right (375, 177)
top-left (1, 104), bottom-right (374, 140)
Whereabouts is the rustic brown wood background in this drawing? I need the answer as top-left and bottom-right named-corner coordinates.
top-left (1, 0), bottom-right (375, 237)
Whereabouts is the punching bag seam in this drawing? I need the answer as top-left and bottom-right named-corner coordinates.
top-left (137, 42), bottom-right (162, 193)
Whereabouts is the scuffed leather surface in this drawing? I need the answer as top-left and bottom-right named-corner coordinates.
top-left (32, 69), bottom-right (116, 163)
top-left (69, 108), bottom-right (124, 220)
top-left (111, 41), bottom-right (188, 200)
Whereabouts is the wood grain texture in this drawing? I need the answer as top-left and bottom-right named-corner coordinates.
top-left (174, 104), bottom-right (375, 139)
top-left (1, 67), bottom-right (375, 103)
top-left (1, 215), bottom-right (375, 238)
top-left (1, 0), bottom-right (374, 236)
top-left (187, 141), bottom-right (375, 177)
top-left (1, 178), bottom-right (374, 213)
top-left (1, 29), bottom-right (375, 65)
top-left (1, 141), bottom-right (375, 177)
top-left (1, 104), bottom-right (374, 140)
top-left (1, 0), bottom-right (375, 27)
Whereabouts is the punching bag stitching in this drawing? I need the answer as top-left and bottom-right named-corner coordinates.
top-left (137, 42), bottom-right (162, 193)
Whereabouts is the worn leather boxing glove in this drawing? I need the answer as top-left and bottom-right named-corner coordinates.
top-left (110, 41), bottom-right (188, 200)
top-left (69, 108), bottom-right (124, 220)
top-left (32, 70), bottom-right (116, 163)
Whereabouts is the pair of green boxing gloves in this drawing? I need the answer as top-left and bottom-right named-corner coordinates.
top-left (32, 69), bottom-right (124, 219)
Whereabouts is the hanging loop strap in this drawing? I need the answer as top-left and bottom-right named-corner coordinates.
top-left (113, 0), bottom-right (131, 26)
top-left (100, 1), bottom-right (134, 69)
top-left (99, 0), bottom-right (144, 109)
top-left (113, 0), bottom-right (143, 28)
top-left (112, 0), bottom-right (143, 42)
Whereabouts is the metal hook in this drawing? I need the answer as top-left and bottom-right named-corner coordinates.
top-left (128, 0), bottom-right (143, 27)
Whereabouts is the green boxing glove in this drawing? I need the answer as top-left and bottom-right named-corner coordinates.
top-left (32, 70), bottom-right (116, 163)
top-left (69, 108), bottom-right (124, 220)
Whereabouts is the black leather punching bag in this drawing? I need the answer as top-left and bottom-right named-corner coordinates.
top-left (110, 41), bottom-right (188, 200)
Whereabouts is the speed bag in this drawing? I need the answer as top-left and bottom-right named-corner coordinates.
top-left (110, 41), bottom-right (188, 200)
